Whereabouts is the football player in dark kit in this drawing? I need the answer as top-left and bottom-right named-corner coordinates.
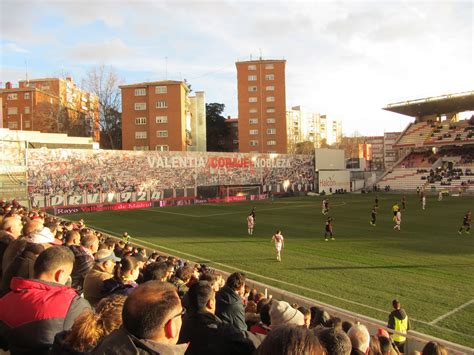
top-left (370, 206), bottom-right (377, 226)
top-left (324, 217), bottom-right (335, 241)
top-left (458, 210), bottom-right (471, 235)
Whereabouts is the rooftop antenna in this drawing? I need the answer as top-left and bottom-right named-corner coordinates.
top-left (250, 54), bottom-right (252, 60)
top-left (259, 48), bottom-right (262, 60)
top-left (165, 56), bottom-right (168, 80)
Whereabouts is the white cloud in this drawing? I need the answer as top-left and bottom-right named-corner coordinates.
top-left (2, 43), bottom-right (30, 54)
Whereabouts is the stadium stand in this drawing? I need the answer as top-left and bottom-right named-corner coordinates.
top-left (393, 122), bottom-right (433, 147)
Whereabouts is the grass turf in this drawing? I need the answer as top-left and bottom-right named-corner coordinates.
top-left (68, 193), bottom-right (474, 348)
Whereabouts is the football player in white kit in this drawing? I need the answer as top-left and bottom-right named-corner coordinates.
top-left (271, 230), bottom-right (284, 262)
top-left (247, 213), bottom-right (254, 235)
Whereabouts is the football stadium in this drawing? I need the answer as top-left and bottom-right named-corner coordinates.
top-left (1, 91), bottom-right (473, 354)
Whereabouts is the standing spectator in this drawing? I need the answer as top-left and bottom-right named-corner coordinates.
top-left (0, 246), bottom-right (91, 354)
top-left (179, 280), bottom-right (262, 354)
top-left (348, 324), bottom-right (370, 355)
top-left (70, 231), bottom-right (99, 292)
top-left (387, 300), bottom-right (410, 353)
top-left (92, 281), bottom-right (187, 355)
top-left (83, 249), bottom-right (120, 307)
top-left (216, 272), bottom-right (247, 331)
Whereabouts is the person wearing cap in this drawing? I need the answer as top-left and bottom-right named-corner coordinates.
top-left (387, 299), bottom-right (410, 353)
top-left (83, 249), bottom-right (120, 307)
top-left (269, 300), bottom-right (305, 327)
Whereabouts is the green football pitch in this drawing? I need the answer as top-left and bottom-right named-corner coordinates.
top-left (68, 194), bottom-right (474, 347)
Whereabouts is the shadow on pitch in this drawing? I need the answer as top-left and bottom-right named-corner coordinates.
top-left (289, 263), bottom-right (474, 271)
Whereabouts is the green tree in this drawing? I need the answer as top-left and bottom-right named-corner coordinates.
top-left (206, 103), bottom-right (230, 152)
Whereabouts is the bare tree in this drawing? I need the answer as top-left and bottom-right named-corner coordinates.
top-left (82, 65), bottom-right (123, 149)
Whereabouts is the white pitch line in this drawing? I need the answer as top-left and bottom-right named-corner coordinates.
top-left (84, 224), bottom-right (474, 340)
top-left (143, 201), bottom-right (347, 218)
top-left (429, 299), bottom-right (474, 325)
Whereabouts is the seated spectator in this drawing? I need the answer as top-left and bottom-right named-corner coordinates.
top-left (250, 300), bottom-right (272, 335)
top-left (83, 249), bottom-right (120, 306)
top-left (51, 294), bottom-right (126, 354)
top-left (369, 335), bottom-right (382, 355)
top-left (0, 246), bottom-right (91, 354)
top-left (0, 216), bottom-right (23, 277)
top-left (421, 341), bottom-right (447, 355)
top-left (342, 320), bottom-right (354, 334)
top-left (142, 261), bottom-right (171, 282)
top-left (348, 323), bottom-right (370, 355)
top-left (317, 327), bottom-right (352, 355)
top-left (216, 272), bottom-right (248, 331)
top-left (101, 256), bottom-right (140, 297)
top-left (70, 231), bottom-right (99, 292)
top-left (171, 266), bottom-right (194, 298)
top-left (178, 280), bottom-right (263, 355)
top-left (297, 306), bottom-right (311, 328)
top-left (310, 306), bottom-right (331, 328)
top-left (64, 230), bottom-right (81, 247)
top-left (92, 281), bottom-right (188, 355)
top-left (325, 316), bottom-right (343, 330)
top-left (199, 270), bottom-right (224, 292)
top-left (269, 300), bottom-right (305, 327)
top-left (1, 219), bottom-right (43, 277)
top-left (256, 325), bottom-right (323, 355)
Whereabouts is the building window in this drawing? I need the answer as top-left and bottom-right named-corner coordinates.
top-left (133, 146), bottom-right (149, 151)
top-left (267, 140), bottom-right (276, 145)
top-left (266, 96), bottom-right (275, 102)
top-left (7, 107), bottom-right (18, 115)
top-left (267, 128), bottom-right (276, 135)
top-left (266, 108), bottom-right (275, 113)
top-left (248, 86), bottom-right (257, 92)
top-left (157, 130), bottom-right (168, 137)
top-left (249, 97), bottom-right (257, 103)
top-left (7, 93), bottom-right (18, 100)
top-left (249, 129), bottom-right (258, 135)
top-left (156, 145), bottom-right (169, 151)
top-left (24, 121), bottom-right (30, 128)
top-left (24, 92), bottom-right (30, 99)
top-left (135, 117), bottom-right (147, 125)
top-left (155, 86), bottom-right (167, 94)
top-left (135, 131), bottom-right (147, 139)
top-left (233, 139), bottom-right (239, 144)
top-left (249, 118), bottom-right (258, 125)
top-left (248, 65), bottom-right (257, 70)
top-left (24, 107), bottom-right (30, 114)
top-left (265, 64), bottom-right (274, 69)
top-left (267, 118), bottom-right (275, 124)
top-left (134, 88), bottom-right (146, 96)
top-left (156, 101), bottom-right (167, 108)
top-left (249, 108), bottom-right (258, 113)
top-left (265, 74), bottom-right (274, 80)
top-left (249, 140), bottom-right (259, 146)
top-left (266, 86), bottom-right (275, 91)
top-left (156, 116), bottom-right (168, 123)
top-left (8, 121), bottom-right (18, 129)
top-left (248, 75), bottom-right (257, 81)
top-left (41, 84), bottom-right (50, 90)
top-left (135, 103), bottom-right (146, 110)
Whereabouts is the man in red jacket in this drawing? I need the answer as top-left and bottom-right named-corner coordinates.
top-left (0, 246), bottom-right (91, 355)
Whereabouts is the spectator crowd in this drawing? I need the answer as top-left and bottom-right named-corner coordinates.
top-left (0, 199), bottom-right (450, 355)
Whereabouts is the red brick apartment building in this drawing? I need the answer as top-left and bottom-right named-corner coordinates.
top-left (0, 77), bottom-right (100, 141)
top-left (236, 59), bottom-right (287, 153)
top-left (120, 81), bottom-right (190, 151)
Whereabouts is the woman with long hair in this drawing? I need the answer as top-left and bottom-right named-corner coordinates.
top-left (51, 294), bottom-right (126, 354)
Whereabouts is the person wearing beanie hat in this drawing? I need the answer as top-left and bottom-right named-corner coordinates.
top-left (269, 300), bottom-right (305, 327)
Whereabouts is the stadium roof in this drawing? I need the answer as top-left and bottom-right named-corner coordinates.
top-left (383, 91), bottom-right (474, 117)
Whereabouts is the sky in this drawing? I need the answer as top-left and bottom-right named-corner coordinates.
top-left (1, 0), bottom-right (473, 136)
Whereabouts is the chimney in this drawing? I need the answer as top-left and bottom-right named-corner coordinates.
top-left (5, 82), bottom-right (12, 89)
